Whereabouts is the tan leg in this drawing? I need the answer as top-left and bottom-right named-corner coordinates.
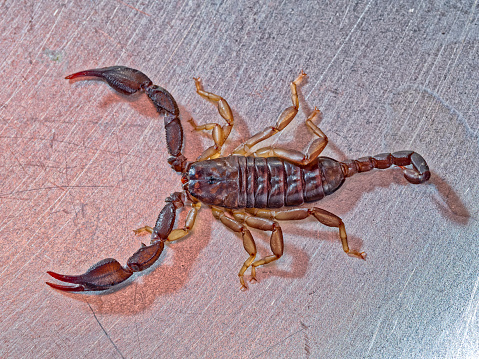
top-left (211, 207), bottom-right (257, 290)
top-left (188, 78), bottom-right (234, 161)
top-left (232, 210), bottom-right (284, 283)
top-left (134, 202), bottom-right (201, 242)
top-left (233, 71), bottom-right (307, 156)
top-left (247, 207), bottom-right (366, 260)
top-left (252, 107), bottom-right (328, 166)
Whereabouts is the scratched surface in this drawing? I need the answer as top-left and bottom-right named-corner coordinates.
top-left (1, 1), bottom-right (478, 358)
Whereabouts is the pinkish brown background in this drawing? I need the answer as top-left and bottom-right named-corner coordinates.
top-left (1, 1), bottom-right (478, 358)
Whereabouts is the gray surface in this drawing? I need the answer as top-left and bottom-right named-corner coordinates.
top-left (1, 1), bottom-right (478, 358)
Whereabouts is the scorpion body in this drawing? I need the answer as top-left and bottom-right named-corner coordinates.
top-left (46, 66), bottom-right (430, 292)
top-left (186, 156), bottom-right (344, 209)
top-left (186, 152), bottom-right (428, 210)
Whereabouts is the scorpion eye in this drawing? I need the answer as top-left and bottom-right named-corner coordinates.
top-left (207, 176), bottom-right (217, 185)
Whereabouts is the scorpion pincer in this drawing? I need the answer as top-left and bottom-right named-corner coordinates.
top-left (46, 66), bottom-right (430, 292)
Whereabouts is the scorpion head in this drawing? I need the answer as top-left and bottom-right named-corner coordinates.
top-left (185, 158), bottom-right (240, 208)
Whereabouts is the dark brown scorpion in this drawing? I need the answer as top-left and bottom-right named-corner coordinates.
top-left (46, 66), bottom-right (430, 292)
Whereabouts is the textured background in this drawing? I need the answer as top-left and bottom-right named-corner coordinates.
top-left (1, 1), bottom-right (478, 358)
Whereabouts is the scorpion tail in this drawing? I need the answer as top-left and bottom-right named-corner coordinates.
top-left (340, 151), bottom-right (431, 184)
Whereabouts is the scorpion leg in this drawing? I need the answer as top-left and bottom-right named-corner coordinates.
top-left (247, 208), bottom-right (366, 260)
top-left (188, 78), bottom-right (234, 161)
top-left (233, 71), bottom-right (307, 156)
top-left (46, 193), bottom-right (185, 291)
top-left (232, 211), bottom-right (284, 284)
top-left (252, 107), bottom-right (328, 166)
top-left (211, 207), bottom-right (257, 290)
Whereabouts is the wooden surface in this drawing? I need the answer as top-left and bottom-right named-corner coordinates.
top-left (1, 1), bottom-right (478, 358)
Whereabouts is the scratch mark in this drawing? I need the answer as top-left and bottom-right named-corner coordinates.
top-left (252, 326), bottom-right (306, 359)
top-left (306, 0), bottom-right (373, 100)
top-left (116, 0), bottom-right (151, 16)
top-left (159, 2), bottom-right (201, 75)
top-left (88, 302), bottom-right (126, 359)
top-left (388, 84), bottom-right (478, 139)
top-left (0, 185), bottom-right (113, 199)
top-left (96, 29), bottom-right (117, 45)
top-left (5, 144), bottom-right (27, 175)
top-left (397, 266), bottom-right (417, 300)
top-left (0, 132), bottom-right (144, 158)
top-left (134, 284), bottom-right (143, 358)
top-left (461, 274), bottom-right (479, 347)
top-left (339, 2), bottom-right (352, 29)
top-left (50, 130), bottom-right (56, 149)
top-left (366, 314), bottom-right (383, 356)
top-left (115, 131), bottom-right (125, 182)
top-left (301, 321), bottom-right (311, 358)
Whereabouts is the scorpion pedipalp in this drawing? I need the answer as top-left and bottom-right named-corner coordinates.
top-left (66, 66), bottom-right (186, 173)
top-left (65, 66), bottom-right (153, 95)
top-left (46, 193), bottom-right (185, 292)
top-left (46, 242), bottom-right (166, 292)
top-left (46, 258), bottom-right (134, 292)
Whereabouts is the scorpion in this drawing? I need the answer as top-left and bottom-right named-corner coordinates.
top-left (46, 66), bottom-right (430, 292)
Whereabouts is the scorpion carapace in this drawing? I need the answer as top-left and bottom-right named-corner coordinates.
top-left (46, 66), bottom-right (430, 292)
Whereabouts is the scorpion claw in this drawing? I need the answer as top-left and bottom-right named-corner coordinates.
top-left (46, 258), bottom-right (134, 292)
top-left (66, 66), bottom-right (183, 173)
top-left (65, 66), bottom-right (153, 95)
top-left (46, 242), bottom-right (165, 292)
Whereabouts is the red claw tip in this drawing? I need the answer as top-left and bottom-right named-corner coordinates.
top-left (47, 270), bottom-right (71, 281)
top-left (65, 71), bottom-right (87, 80)
top-left (45, 281), bottom-right (85, 292)
top-left (65, 70), bottom-right (100, 80)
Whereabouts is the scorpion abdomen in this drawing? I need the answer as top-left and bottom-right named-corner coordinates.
top-left (186, 156), bottom-right (345, 209)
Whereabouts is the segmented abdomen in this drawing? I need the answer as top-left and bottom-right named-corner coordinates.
top-left (186, 155), bottom-right (346, 209)
top-left (239, 156), bottom-right (346, 208)
top-left (237, 157), bottom-right (307, 208)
